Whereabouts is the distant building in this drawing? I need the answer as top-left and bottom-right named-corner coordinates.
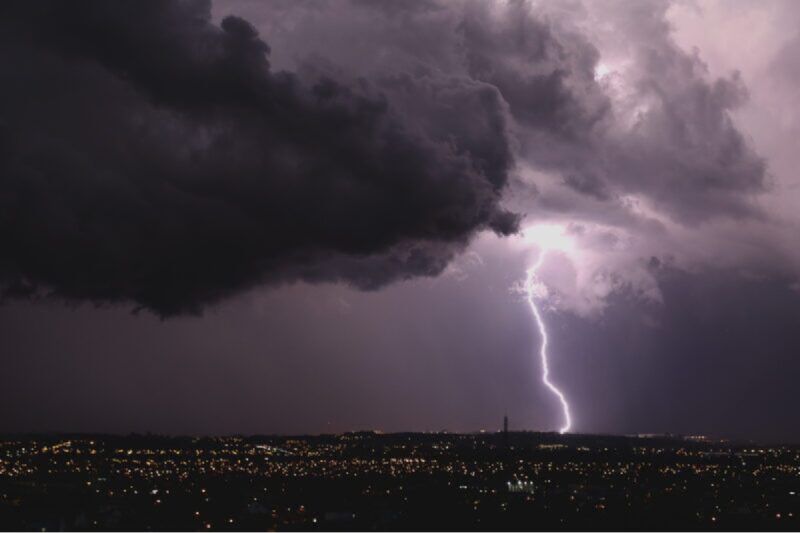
top-left (508, 480), bottom-right (535, 494)
top-left (503, 414), bottom-right (509, 448)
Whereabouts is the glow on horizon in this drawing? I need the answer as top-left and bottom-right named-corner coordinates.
top-left (523, 224), bottom-right (573, 434)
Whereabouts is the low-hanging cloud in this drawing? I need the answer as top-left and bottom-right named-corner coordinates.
top-left (0, 0), bottom-right (518, 315)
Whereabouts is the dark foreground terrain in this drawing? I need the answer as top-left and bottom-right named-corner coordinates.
top-left (2, 431), bottom-right (800, 530)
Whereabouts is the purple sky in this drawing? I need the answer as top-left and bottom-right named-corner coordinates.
top-left (2, 0), bottom-right (800, 441)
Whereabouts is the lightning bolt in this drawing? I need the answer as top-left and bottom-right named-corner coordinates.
top-left (525, 250), bottom-right (572, 434)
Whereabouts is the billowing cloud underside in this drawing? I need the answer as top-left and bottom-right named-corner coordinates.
top-left (0, 0), bottom-right (766, 315)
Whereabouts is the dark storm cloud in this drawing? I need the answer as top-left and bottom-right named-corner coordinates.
top-left (0, 0), bottom-right (517, 315)
top-left (458, 2), bottom-right (610, 139)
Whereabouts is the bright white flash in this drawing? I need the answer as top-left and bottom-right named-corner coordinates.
top-left (523, 226), bottom-right (573, 434)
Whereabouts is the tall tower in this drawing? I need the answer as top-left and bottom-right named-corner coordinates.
top-left (503, 413), bottom-right (509, 448)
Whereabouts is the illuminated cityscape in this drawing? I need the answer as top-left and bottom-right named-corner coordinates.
top-left (3, 431), bottom-right (800, 530)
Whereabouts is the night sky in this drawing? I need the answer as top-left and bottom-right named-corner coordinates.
top-left (2, 0), bottom-right (800, 441)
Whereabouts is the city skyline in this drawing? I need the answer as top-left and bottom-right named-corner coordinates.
top-left (3, 430), bottom-right (799, 530)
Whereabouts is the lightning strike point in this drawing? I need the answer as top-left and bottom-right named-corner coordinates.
top-left (525, 250), bottom-right (572, 434)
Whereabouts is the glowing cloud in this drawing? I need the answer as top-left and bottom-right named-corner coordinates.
top-left (521, 224), bottom-right (577, 255)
